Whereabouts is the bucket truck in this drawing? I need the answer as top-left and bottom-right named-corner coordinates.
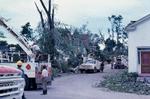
top-left (0, 18), bottom-right (52, 90)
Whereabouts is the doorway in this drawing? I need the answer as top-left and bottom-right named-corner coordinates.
top-left (141, 51), bottom-right (150, 73)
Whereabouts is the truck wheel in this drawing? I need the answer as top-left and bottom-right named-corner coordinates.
top-left (30, 78), bottom-right (37, 90)
top-left (24, 75), bottom-right (30, 90)
top-left (80, 70), bottom-right (83, 73)
top-left (97, 69), bottom-right (100, 72)
top-left (93, 67), bottom-right (97, 73)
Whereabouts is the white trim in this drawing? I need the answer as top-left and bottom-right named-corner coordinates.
top-left (139, 51), bottom-right (141, 74)
top-left (137, 47), bottom-right (150, 74)
top-left (126, 14), bottom-right (150, 32)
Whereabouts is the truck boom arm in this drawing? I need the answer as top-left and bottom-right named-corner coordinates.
top-left (0, 18), bottom-right (33, 56)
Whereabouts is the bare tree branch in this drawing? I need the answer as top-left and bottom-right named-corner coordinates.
top-left (35, 2), bottom-right (40, 13)
top-left (39, 0), bottom-right (49, 15)
top-left (48, 0), bottom-right (51, 16)
top-left (35, 2), bottom-right (45, 29)
top-left (51, 7), bottom-right (55, 28)
top-left (39, 0), bottom-right (52, 30)
top-left (99, 30), bottom-right (105, 44)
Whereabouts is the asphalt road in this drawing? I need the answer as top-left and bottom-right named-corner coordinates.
top-left (25, 67), bottom-right (150, 99)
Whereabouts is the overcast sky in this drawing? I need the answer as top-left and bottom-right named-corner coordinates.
top-left (0, 0), bottom-right (150, 34)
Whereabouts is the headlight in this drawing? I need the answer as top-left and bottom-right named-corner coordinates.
top-left (19, 80), bottom-right (25, 92)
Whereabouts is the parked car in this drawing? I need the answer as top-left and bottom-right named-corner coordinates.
top-left (0, 65), bottom-right (25, 99)
top-left (79, 59), bottom-right (101, 73)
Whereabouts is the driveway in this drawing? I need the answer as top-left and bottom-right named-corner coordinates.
top-left (25, 65), bottom-right (150, 99)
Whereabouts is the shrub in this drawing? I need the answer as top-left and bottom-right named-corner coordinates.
top-left (61, 62), bottom-right (70, 73)
top-left (52, 67), bottom-right (60, 77)
top-left (99, 70), bottom-right (150, 95)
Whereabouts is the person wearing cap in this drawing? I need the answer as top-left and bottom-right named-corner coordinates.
top-left (17, 61), bottom-right (25, 77)
top-left (16, 60), bottom-right (26, 99)
top-left (41, 65), bottom-right (48, 95)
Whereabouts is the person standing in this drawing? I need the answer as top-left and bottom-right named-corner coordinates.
top-left (100, 61), bottom-right (105, 72)
top-left (41, 65), bottom-right (48, 95)
top-left (16, 60), bottom-right (26, 99)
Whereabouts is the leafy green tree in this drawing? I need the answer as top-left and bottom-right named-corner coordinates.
top-left (21, 22), bottom-right (33, 40)
top-left (107, 15), bottom-right (128, 56)
top-left (35, 0), bottom-right (56, 62)
top-left (115, 41), bottom-right (128, 55)
top-left (104, 38), bottom-right (116, 52)
top-left (103, 38), bottom-right (116, 58)
top-left (8, 44), bottom-right (23, 52)
top-left (37, 20), bottom-right (105, 70)
top-left (108, 15), bottom-right (127, 44)
top-left (0, 41), bottom-right (8, 46)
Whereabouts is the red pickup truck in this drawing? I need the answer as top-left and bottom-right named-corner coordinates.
top-left (0, 65), bottom-right (25, 99)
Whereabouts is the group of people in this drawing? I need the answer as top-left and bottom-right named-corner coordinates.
top-left (16, 59), bottom-right (106, 99)
top-left (16, 60), bottom-right (49, 99)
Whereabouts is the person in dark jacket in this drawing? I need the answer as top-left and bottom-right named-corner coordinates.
top-left (100, 61), bottom-right (105, 72)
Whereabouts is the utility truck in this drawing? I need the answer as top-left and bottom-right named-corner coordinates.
top-left (0, 18), bottom-right (52, 90)
top-left (0, 65), bottom-right (25, 99)
top-left (79, 57), bottom-right (101, 73)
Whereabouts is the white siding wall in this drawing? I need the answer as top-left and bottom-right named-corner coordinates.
top-left (128, 19), bottom-right (150, 73)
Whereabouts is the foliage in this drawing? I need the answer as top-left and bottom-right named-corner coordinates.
top-left (68, 53), bottom-right (83, 68)
top-left (8, 44), bottom-right (23, 52)
top-left (21, 22), bottom-right (33, 40)
top-left (0, 41), bottom-right (8, 46)
top-left (52, 67), bottom-right (59, 77)
top-left (36, 22), bottom-right (103, 68)
top-left (36, 14), bottom-right (128, 71)
top-left (61, 61), bottom-right (70, 73)
top-left (99, 70), bottom-right (150, 95)
top-left (103, 38), bottom-right (116, 55)
top-left (35, 0), bottom-right (56, 62)
top-left (115, 41), bottom-right (128, 55)
top-left (0, 41), bottom-right (8, 52)
top-left (103, 15), bottom-right (128, 58)
top-left (0, 42), bottom-right (24, 53)
top-left (38, 29), bottom-right (56, 58)
top-left (0, 31), bottom-right (6, 38)
top-left (108, 15), bottom-right (127, 43)
top-left (13, 54), bottom-right (20, 62)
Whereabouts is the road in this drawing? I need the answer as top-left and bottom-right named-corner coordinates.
top-left (25, 67), bottom-right (150, 99)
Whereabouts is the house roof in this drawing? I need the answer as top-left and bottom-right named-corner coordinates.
top-left (125, 14), bottom-right (150, 32)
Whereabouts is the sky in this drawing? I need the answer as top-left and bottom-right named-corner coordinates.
top-left (0, 0), bottom-right (150, 41)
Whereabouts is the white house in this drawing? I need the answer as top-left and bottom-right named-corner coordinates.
top-left (126, 14), bottom-right (150, 76)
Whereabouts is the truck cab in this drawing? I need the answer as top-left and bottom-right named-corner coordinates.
top-left (0, 65), bottom-right (25, 99)
top-left (0, 18), bottom-right (52, 90)
top-left (79, 58), bottom-right (101, 73)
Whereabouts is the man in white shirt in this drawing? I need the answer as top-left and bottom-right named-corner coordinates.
top-left (41, 65), bottom-right (48, 95)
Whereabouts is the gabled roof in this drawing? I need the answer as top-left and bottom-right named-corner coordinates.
top-left (125, 14), bottom-right (150, 32)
